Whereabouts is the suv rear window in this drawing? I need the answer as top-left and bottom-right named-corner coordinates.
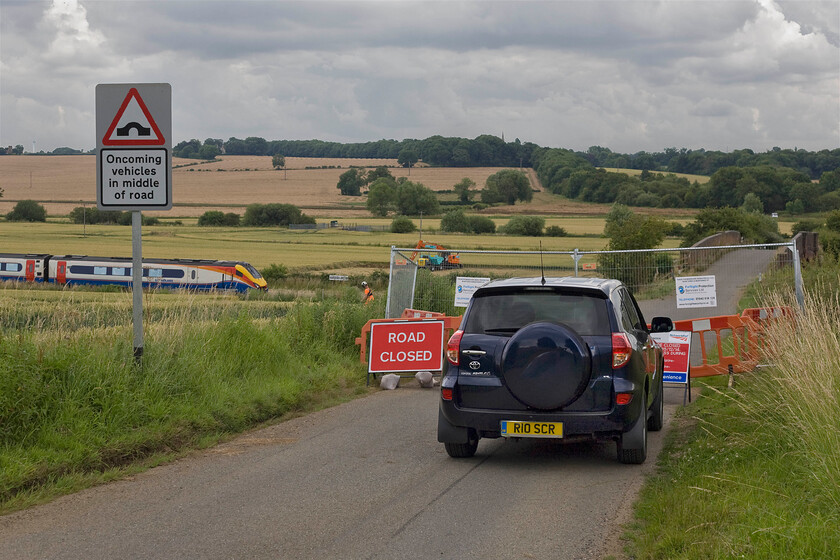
top-left (464, 290), bottom-right (611, 336)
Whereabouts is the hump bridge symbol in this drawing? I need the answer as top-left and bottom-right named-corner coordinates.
top-left (116, 122), bottom-right (151, 137)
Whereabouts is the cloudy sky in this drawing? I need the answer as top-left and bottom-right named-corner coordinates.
top-left (1, 0), bottom-right (838, 154)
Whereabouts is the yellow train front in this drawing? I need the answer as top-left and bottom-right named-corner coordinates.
top-left (0, 253), bottom-right (267, 292)
top-left (27, 255), bottom-right (268, 292)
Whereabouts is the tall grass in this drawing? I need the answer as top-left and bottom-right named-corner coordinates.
top-left (626, 265), bottom-right (840, 558)
top-left (0, 289), bottom-right (380, 511)
top-left (750, 287), bottom-right (840, 510)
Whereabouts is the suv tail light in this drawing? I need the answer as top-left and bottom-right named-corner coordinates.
top-left (446, 330), bottom-right (463, 365)
top-left (612, 332), bottom-right (632, 368)
top-left (615, 392), bottom-right (633, 405)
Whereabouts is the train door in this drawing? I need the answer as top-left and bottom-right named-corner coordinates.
top-left (25, 260), bottom-right (36, 282)
top-left (56, 261), bottom-right (67, 284)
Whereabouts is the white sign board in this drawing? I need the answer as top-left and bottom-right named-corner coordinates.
top-left (650, 331), bottom-right (691, 384)
top-left (675, 275), bottom-right (717, 308)
top-left (96, 83), bottom-right (172, 211)
top-left (454, 277), bottom-right (491, 307)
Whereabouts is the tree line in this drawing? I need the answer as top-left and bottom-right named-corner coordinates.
top-left (169, 136), bottom-right (839, 180)
top-left (533, 148), bottom-right (840, 213)
top-left (173, 134), bottom-right (539, 169)
top-left (581, 145), bottom-right (840, 180)
top-left (333, 166), bottom-right (533, 217)
top-left (7, 135), bottom-right (837, 181)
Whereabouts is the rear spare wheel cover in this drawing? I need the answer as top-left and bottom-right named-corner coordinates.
top-left (501, 322), bottom-right (592, 410)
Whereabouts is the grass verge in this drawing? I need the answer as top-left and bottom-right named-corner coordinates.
top-left (0, 293), bottom-right (382, 513)
top-left (623, 261), bottom-right (840, 559)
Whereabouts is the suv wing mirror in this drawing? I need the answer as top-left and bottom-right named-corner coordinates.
top-left (650, 316), bottom-right (674, 333)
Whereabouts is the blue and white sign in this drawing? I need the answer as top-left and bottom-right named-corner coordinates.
top-left (675, 275), bottom-right (717, 309)
top-left (454, 276), bottom-right (490, 307)
top-left (651, 330), bottom-right (692, 384)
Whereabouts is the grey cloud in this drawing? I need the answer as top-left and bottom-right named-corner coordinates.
top-left (689, 98), bottom-right (737, 118)
top-left (1, 0), bottom-right (837, 153)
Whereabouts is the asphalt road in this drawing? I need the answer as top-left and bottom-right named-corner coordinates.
top-left (0, 248), bottom-right (772, 559)
top-left (0, 386), bottom-right (687, 560)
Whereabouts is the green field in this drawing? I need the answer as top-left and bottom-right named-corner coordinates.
top-left (602, 167), bottom-right (711, 184)
top-left (0, 218), bottom-right (693, 275)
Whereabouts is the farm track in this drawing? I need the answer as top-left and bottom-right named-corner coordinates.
top-left (526, 167), bottom-right (543, 191)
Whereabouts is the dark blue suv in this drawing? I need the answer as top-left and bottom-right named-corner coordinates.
top-left (438, 277), bottom-right (666, 464)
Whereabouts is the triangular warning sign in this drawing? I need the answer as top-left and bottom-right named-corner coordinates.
top-left (102, 88), bottom-right (165, 146)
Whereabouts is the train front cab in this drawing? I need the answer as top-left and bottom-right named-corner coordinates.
top-left (235, 263), bottom-right (267, 291)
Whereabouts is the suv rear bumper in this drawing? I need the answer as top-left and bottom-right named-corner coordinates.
top-left (438, 398), bottom-right (640, 443)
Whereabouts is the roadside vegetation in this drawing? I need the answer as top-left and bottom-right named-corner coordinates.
top-left (0, 286), bottom-right (382, 512)
top-left (624, 257), bottom-right (840, 559)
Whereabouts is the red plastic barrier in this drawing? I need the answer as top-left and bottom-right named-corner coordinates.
top-left (401, 308), bottom-right (446, 319)
top-left (672, 307), bottom-right (794, 378)
top-left (740, 306), bottom-right (794, 323)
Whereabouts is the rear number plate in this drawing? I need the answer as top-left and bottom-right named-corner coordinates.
top-left (501, 421), bottom-right (563, 438)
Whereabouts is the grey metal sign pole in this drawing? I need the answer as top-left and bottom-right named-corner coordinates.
top-left (132, 211), bottom-right (143, 361)
top-left (96, 83), bottom-right (172, 364)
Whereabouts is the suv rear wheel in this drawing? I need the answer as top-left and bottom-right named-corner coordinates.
top-left (617, 392), bottom-right (648, 464)
top-left (444, 434), bottom-right (478, 458)
top-left (648, 373), bottom-right (664, 432)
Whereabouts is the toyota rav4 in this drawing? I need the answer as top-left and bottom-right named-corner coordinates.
top-left (438, 277), bottom-right (667, 464)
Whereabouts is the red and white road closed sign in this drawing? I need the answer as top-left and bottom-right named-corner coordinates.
top-left (368, 320), bottom-right (445, 373)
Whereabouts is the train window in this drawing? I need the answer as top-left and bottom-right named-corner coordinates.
top-left (148, 268), bottom-right (163, 278)
top-left (191, 270), bottom-right (196, 280)
top-left (94, 267), bottom-right (108, 275)
top-left (3, 263), bottom-right (22, 272)
top-left (235, 269), bottom-right (243, 277)
top-left (70, 265), bottom-right (94, 274)
top-left (162, 269), bottom-right (185, 278)
top-left (112, 267), bottom-right (127, 276)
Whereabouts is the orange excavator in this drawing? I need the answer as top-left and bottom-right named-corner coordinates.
top-left (410, 240), bottom-right (462, 271)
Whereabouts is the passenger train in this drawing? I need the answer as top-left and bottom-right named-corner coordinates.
top-left (0, 253), bottom-right (267, 293)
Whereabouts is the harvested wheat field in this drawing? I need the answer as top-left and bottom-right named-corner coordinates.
top-left (0, 155), bottom-right (524, 218)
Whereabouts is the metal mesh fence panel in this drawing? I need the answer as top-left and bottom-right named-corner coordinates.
top-left (385, 249), bottom-right (418, 318)
top-left (387, 242), bottom-right (803, 319)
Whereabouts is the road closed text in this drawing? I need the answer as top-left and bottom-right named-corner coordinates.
top-left (378, 349), bottom-right (434, 363)
top-left (368, 321), bottom-right (444, 373)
